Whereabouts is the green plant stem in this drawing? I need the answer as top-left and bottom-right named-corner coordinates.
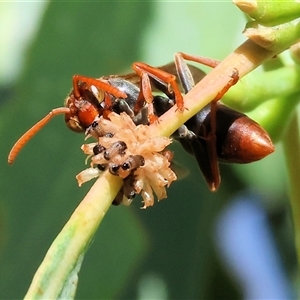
top-left (24, 172), bottom-right (122, 299)
top-left (24, 39), bottom-right (282, 298)
top-left (282, 110), bottom-right (300, 264)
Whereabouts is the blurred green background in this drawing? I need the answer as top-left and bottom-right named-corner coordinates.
top-left (0, 2), bottom-right (296, 299)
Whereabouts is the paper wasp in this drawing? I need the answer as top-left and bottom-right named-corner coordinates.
top-left (8, 53), bottom-right (274, 191)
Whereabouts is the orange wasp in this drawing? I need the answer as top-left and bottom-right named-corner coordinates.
top-left (8, 53), bottom-right (274, 191)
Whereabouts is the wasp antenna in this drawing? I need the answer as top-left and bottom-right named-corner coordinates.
top-left (8, 107), bottom-right (71, 165)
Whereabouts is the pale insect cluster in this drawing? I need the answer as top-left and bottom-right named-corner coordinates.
top-left (76, 112), bottom-right (177, 208)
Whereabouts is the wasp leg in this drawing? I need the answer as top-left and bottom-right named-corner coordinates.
top-left (132, 62), bottom-right (185, 115)
top-left (175, 52), bottom-right (221, 69)
top-left (177, 128), bottom-right (220, 191)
